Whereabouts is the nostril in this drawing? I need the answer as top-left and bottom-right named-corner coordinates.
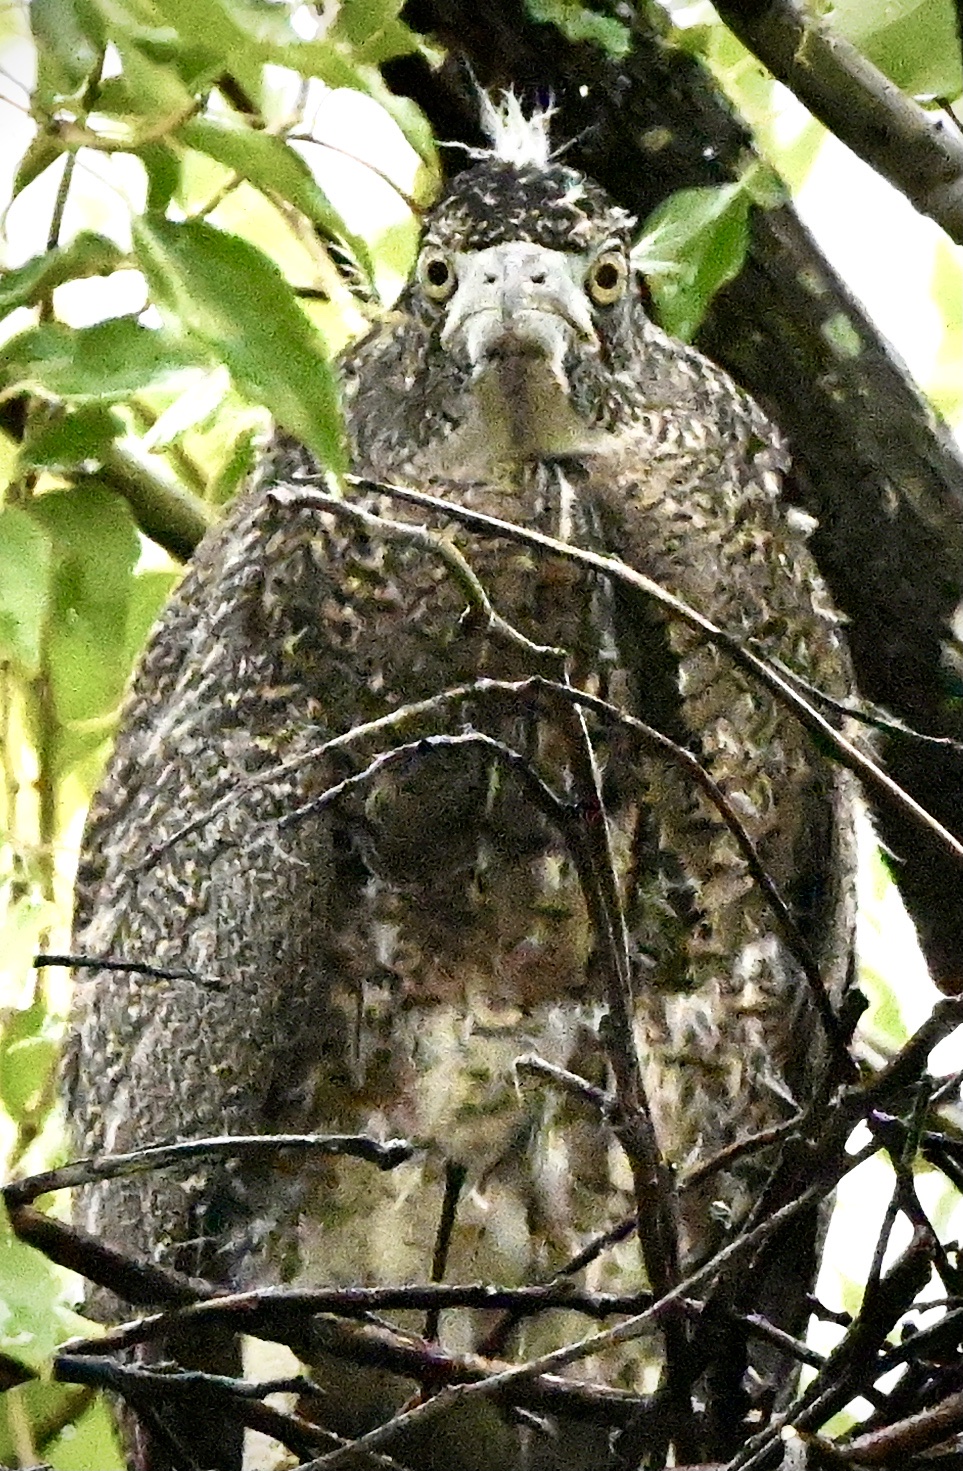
top-left (530, 272), bottom-right (546, 285)
top-left (484, 272), bottom-right (497, 284)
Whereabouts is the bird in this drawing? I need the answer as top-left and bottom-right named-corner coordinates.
top-left (64, 95), bottom-right (859, 1470)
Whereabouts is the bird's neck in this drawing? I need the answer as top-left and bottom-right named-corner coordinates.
top-left (421, 350), bottom-right (609, 486)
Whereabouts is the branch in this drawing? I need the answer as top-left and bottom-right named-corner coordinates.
top-left (350, 475), bottom-right (963, 871)
top-left (63, 1307), bottom-right (652, 1427)
top-left (296, 1141), bottom-right (882, 1471)
top-left (731, 1229), bottom-right (936, 1470)
top-left (53, 1355), bottom-right (325, 1462)
top-left (513, 1052), bottom-right (613, 1112)
top-left (96, 437), bottom-right (212, 561)
top-left (35, 951), bottom-right (217, 987)
top-left (713, 0), bottom-right (963, 245)
top-left (276, 482), bottom-right (566, 669)
top-left (72, 1283), bottom-right (655, 1342)
top-left (835, 1391), bottom-right (963, 1463)
top-left (4, 1132), bottom-right (414, 1208)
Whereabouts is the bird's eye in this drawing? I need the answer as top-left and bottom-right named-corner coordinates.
top-left (418, 248), bottom-right (457, 302)
top-left (586, 250), bottom-right (628, 306)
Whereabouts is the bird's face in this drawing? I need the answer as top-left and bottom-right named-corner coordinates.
top-left (342, 156), bottom-right (651, 482)
top-left (429, 239), bottom-right (612, 383)
top-left (405, 160), bottom-right (641, 471)
top-left (417, 234), bottom-right (631, 464)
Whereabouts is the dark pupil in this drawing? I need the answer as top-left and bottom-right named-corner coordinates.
top-left (594, 261), bottom-right (620, 292)
top-left (426, 258), bottom-right (450, 288)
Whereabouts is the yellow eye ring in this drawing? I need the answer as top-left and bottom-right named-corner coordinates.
top-left (417, 247), bottom-right (457, 302)
top-left (586, 250), bottom-right (628, 306)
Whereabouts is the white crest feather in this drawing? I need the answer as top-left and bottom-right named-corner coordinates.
top-left (478, 90), bottom-right (555, 167)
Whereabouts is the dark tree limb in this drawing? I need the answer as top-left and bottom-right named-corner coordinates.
top-left (714, 0), bottom-right (963, 242)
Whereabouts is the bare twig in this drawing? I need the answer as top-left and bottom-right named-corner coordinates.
top-left (34, 952), bottom-right (217, 987)
top-left (268, 483), bottom-right (566, 669)
top-left (766, 656), bottom-right (963, 753)
top-left (731, 1229), bottom-right (935, 1471)
top-left (513, 1053), bottom-right (612, 1112)
top-left (837, 1388), bottom-right (963, 1461)
top-left (70, 1282), bottom-right (656, 1348)
top-left (295, 1141), bottom-right (882, 1470)
top-left (4, 1132), bottom-right (414, 1209)
top-left (65, 1307), bottom-right (653, 1426)
top-left (53, 1355), bottom-right (325, 1461)
top-left (347, 476), bottom-right (963, 869)
top-left (538, 674), bottom-right (691, 1453)
top-left (277, 729), bottom-right (565, 834)
top-left (425, 1161), bottom-right (468, 1340)
top-left (860, 998), bottom-right (963, 1106)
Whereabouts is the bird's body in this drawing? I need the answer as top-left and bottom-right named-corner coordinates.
top-left (65, 104), bottom-right (858, 1467)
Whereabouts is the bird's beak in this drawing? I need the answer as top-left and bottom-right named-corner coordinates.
top-left (440, 242), bottom-right (597, 387)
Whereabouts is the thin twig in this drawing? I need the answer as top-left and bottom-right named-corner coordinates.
top-left (138, 660), bottom-right (854, 1073)
top-left (65, 1307), bottom-right (653, 1426)
top-left (4, 1133), bottom-right (414, 1208)
top-left (54, 1356), bottom-right (321, 1451)
top-left (277, 729), bottom-right (567, 834)
top-left (68, 1283), bottom-right (656, 1351)
top-left (269, 483), bottom-right (567, 666)
top-left (34, 952), bottom-right (216, 987)
top-left (297, 1141), bottom-right (882, 1471)
top-left (346, 475), bottom-right (963, 869)
top-left (513, 1053), bottom-right (612, 1112)
top-left (766, 655), bottom-right (963, 753)
top-left (838, 1390), bottom-right (963, 1463)
top-left (730, 1228), bottom-right (935, 1471)
top-left (425, 1161), bottom-right (468, 1340)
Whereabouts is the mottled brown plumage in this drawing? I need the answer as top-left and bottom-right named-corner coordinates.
top-left (65, 104), bottom-right (858, 1469)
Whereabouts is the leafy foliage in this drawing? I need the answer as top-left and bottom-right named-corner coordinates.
top-left (830, 0), bottom-right (962, 100)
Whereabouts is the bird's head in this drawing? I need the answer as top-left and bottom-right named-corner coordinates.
top-left (345, 97), bottom-right (656, 479)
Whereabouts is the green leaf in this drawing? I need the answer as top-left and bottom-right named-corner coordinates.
top-left (133, 216), bottom-right (345, 469)
top-left (363, 82), bottom-right (438, 168)
top-left (27, 486), bottom-right (140, 731)
top-left (830, 0), bottom-right (962, 100)
top-left (634, 181), bottom-right (752, 342)
top-left (30, 0), bottom-right (104, 92)
top-left (43, 1395), bottom-right (124, 1471)
top-left (0, 1213), bottom-right (78, 1373)
top-left (0, 890), bottom-right (58, 1006)
top-left (146, 0), bottom-right (277, 99)
top-left (0, 319), bottom-right (203, 403)
top-left (12, 133), bottom-right (67, 201)
top-left (21, 405), bottom-right (125, 471)
top-left (353, 18), bottom-right (418, 65)
top-left (209, 425), bottom-right (259, 506)
top-left (126, 568), bottom-right (180, 664)
top-left (0, 508), bottom-right (53, 677)
top-left (0, 1035), bottom-right (59, 1124)
top-left (330, 0), bottom-right (419, 63)
top-left (332, 0), bottom-right (404, 47)
top-left (178, 116), bottom-right (374, 283)
top-left (108, 23), bottom-right (199, 123)
top-left (0, 234), bottom-right (124, 321)
top-left (525, 0), bottom-right (631, 56)
top-left (140, 141), bottom-right (182, 214)
top-left (929, 238), bottom-right (963, 423)
top-left (149, 0), bottom-right (433, 162)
